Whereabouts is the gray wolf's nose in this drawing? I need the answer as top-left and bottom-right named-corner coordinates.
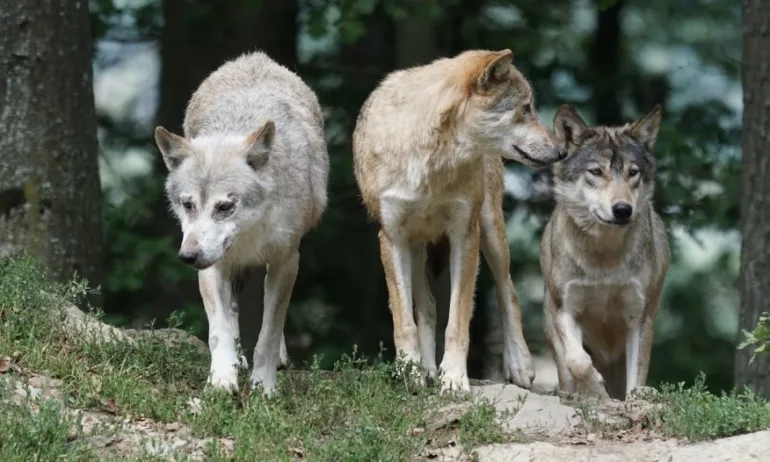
top-left (611, 202), bottom-right (633, 220)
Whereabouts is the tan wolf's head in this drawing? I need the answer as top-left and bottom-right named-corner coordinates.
top-left (445, 49), bottom-right (565, 168)
top-left (154, 121), bottom-right (275, 269)
top-left (551, 104), bottom-right (663, 229)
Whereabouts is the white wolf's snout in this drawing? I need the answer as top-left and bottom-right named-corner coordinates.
top-left (178, 223), bottom-right (236, 270)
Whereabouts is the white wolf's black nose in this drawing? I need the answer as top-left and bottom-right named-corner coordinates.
top-left (178, 251), bottom-right (199, 266)
top-left (611, 202), bottom-right (633, 220)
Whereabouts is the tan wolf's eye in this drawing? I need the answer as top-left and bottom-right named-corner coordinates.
top-left (629, 168), bottom-right (640, 177)
top-left (522, 103), bottom-right (532, 115)
top-left (587, 168), bottom-right (602, 176)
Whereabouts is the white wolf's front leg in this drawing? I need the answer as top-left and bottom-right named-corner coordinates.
top-left (250, 250), bottom-right (299, 396)
top-left (199, 266), bottom-right (241, 394)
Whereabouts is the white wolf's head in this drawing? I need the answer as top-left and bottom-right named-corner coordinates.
top-left (154, 120), bottom-right (275, 270)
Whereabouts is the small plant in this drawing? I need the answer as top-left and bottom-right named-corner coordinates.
top-left (738, 311), bottom-right (770, 364)
top-left (652, 372), bottom-right (770, 441)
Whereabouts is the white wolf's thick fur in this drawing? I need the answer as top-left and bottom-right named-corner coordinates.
top-left (155, 51), bottom-right (329, 395)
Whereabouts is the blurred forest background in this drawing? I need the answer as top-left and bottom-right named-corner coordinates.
top-left (2, 0), bottom-right (756, 395)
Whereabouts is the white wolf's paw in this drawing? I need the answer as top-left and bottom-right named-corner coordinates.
top-left (207, 367), bottom-right (239, 395)
top-left (503, 345), bottom-right (536, 389)
top-left (250, 366), bottom-right (278, 397)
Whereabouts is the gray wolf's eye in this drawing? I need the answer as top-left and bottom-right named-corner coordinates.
top-left (588, 168), bottom-right (602, 176)
top-left (629, 168), bottom-right (640, 177)
top-left (216, 202), bottom-right (234, 212)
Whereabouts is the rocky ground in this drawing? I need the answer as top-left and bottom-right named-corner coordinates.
top-left (2, 302), bottom-right (768, 461)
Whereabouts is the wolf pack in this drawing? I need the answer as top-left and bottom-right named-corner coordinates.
top-left (154, 49), bottom-right (670, 403)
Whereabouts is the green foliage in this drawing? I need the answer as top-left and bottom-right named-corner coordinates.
top-left (652, 373), bottom-right (770, 441)
top-left (0, 255), bottom-right (509, 460)
top-left (0, 385), bottom-right (97, 461)
top-left (738, 312), bottom-right (770, 364)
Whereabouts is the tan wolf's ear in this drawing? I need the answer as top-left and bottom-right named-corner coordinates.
top-left (154, 126), bottom-right (190, 172)
top-left (244, 120), bottom-right (275, 170)
top-left (627, 104), bottom-right (663, 152)
top-left (478, 49), bottom-right (513, 89)
top-left (553, 105), bottom-right (590, 148)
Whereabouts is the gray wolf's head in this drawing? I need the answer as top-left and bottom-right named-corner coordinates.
top-left (551, 104), bottom-right (663, 229)
top-left (449, 49), bottom-right (565, 168)
top-left (154, 121), bottom-right (275, 270)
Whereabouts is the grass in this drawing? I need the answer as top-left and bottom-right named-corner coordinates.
top-left (0, 254), bottom-right (507, 461)
top-left (650, 372), bottom-right (770, 441)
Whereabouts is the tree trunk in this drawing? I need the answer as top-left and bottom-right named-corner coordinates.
top-left (0, 0), bottom-right (104, 305)
top-left (591, 0), bottom-right (624, 125)
top-left (735, 0), bottom-right (770, 399)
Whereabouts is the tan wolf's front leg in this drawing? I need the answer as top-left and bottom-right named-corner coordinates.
top-left (480, 198), bottom-right (535, 389)
top-left (440, 222), bottom-right (480, 394)
top-left (250, 250), bottom-right (299, 396)
top-left (378, 230), bottom-right (423, 384)
top-left (412, 242), bottom-right (438, 380)
top-left (199, 266), bottom-right (241, 394)
top-left (543, 293), bottom-right (576, 394)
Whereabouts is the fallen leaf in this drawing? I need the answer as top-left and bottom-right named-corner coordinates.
top-left (0, 356), bottom-right (11, 373)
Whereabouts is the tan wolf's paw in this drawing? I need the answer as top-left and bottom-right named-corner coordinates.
top-left (503, 346), bottom-right (536, 389)
top-left (438, 362), bottom-right (470, 396)
top-left (394, 353), bottom-right (427, 389)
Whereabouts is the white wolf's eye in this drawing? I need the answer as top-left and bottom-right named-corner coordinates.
top-left (181, 200), bottom-right (194, 211)
top-left (216, 202), bottom-right (234, 212)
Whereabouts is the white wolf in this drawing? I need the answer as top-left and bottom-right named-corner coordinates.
top-left (154, 51), bottom-right (329, 395)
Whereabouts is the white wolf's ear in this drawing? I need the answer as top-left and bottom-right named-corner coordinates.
top-left (553, 105), bottom-right (590, 148)
top-left (627, 104), bottom-right (663, 152)
top-left (478, 49), bottom-right (513, 89)
top-left (244, 120), bottom-right (275, 170)
top-left (154, 126), bottom-right (190, 171)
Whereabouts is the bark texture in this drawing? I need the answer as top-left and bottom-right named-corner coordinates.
top-left (0, 0), bottom-right (104, 303)
top-left (736, 0), bottom-right (770, 399)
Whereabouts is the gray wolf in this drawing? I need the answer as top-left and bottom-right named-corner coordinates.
top-left (154, 51), bottom-right (329, 395)
top-left (352, 49), bottom-right (566, 393)
top-left (541, 104), bottom-right (670, 400)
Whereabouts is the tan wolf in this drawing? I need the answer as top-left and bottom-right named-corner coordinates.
top-left (541, 104), bottom-right (670, 400)
top-left (352, 49), bottom-right (566, 393)
top-left (154, 51), bottom-right (329, 395)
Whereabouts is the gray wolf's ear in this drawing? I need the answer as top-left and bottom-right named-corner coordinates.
top-left (478, 49), bottom-right (513, 89)
top-left (627, 104), bottom-right (663, 152)
top-left (154, 126), bottom-right (190, 171)
top-left (553, 105), bottom-right (590, 148)
top-left (244, 120), bottom-right (275, 170)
